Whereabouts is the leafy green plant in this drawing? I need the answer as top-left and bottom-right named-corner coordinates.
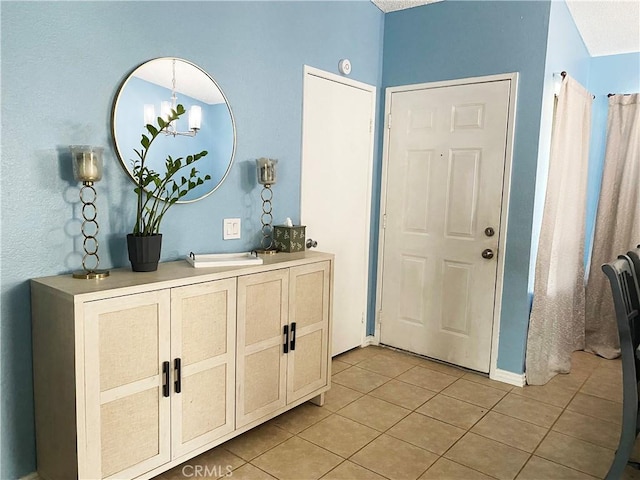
top-left (132, 104), bottom-right (210, 236)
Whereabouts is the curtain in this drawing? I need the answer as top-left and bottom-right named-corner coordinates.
top-left (526, 75), bottom-right (592, 385)
top-left (585, 94), bottom-right (640, 358)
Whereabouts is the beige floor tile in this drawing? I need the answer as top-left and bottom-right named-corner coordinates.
top-left (369, 379), bottom-right (437, 410)
top-left (252, 437), bottom-right (342, 480)
top-left (321, 461), bottom-right (387, 480)
top-left (387, 412), bottom-right (465, 455)
top-left (351, 434), bottom-right (438, 480)
top-left (331, 360), bottom-right (351, 375)
top-left (397, 365), bottom-right (458, 392)
top-left (416, 393), bottom-right (488, 429)
top-left (222, 423), bottom-right (292, 461)
top-left (512, 381), bottom-right (576, 408)
top-left (552, 409), bottom-right (621, 450)
top-left (322, 383), bottom-right (363, 412)
top-left (571, 351), bottom-right (603, 372)
top-left (566, 392), bottom-right (622, 425)
top-left (493, 392), bottom-right (563, 428)
top-left (420, 458), bottom-right (495, 480)
top-left (299, 414), bottom-right (380, 458)
top-left (226, 463), bottom-right (277, 480)
top-left (376, 347), bottom-right (423, 365)
top-left (357, 355), bottom-right (415, 378)
top-left (580, 372), bottom-right (623, 403)
top-left (471, 411), bottom-right (547, 453)
top-left (516, 456), bottom-right (599, 480)
top-left (336, 347), bottom-right (382, 365)
top-left (547, 370), bottom-right (590, 391)
top-left (332, 366), bottom-right (391, 393)
top-left (534, 431), bottom-right (615, 478)
top-left (337, 395), bottom-right (411, 432)
top-left (271, 403), bottom-right (331, 434)
top-left (462, 372), bottom-right (514, 392)
top-left (623, 465), bottom-right (640, 479)
top-left (413, 358), bottom-right (467, 378)
top-left (442, 379), bottom-right (507, 408)
top-left (444, 432), bottom-right (530, 480)
top-left (155, 447), bottom-right (246, 479)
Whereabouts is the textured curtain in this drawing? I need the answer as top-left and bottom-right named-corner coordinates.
top-left (585, 94), bottom-right (640, 358)
top-left (526, 76), bottom-right (592, 385)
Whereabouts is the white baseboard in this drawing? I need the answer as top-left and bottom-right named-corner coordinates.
top-left (491, 368), bottom-right (526, 387)
top-left (20, 472), bottom-right (39, 480)
top-left (362, 335), bottom-right (378, 347)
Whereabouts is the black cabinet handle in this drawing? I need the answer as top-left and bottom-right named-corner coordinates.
top-left (162, 361), bottom-right (170, 397)
top-left (290, 322), bottom-right (297, 351)
top-left (174, 358), bottom-right (182, 394)
top-left (283, 324), bottom-right (289, 354)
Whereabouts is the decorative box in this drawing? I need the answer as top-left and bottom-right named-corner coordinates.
top-left (274, 225), bottom-right (306, 253)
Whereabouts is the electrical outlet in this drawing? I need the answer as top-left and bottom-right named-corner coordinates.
top-left (223, 218), bottom-right (241, 240)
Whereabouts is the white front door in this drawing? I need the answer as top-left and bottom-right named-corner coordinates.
top-left (301, 66), bottom-right (376, 356)
top-left (380, 78), bottom-right (513, 373)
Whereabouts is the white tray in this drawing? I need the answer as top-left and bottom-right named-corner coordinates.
top-left (186, 252), bottom-right (263, 268)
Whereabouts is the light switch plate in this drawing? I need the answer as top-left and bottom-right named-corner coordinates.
top-left (223, 218), bottom-right (241, 240)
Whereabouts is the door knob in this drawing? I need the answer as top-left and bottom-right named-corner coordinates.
top-left (484, 227), bottom-right (495, 237)
top-left (306, 239), bottom-right (318, 249)
top-left (482, 249), bottom-right (494, 259)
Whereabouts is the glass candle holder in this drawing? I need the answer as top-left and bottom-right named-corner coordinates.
top-left (70, 145), bottom-right (104, 184)
top-left (256, 158), bottom-right (277, 185)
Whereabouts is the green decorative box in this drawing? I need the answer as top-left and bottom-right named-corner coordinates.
top-left (274, 225), bottom-right (306, 253)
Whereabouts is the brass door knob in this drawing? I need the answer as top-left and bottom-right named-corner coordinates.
top-left (482, 249), bottom-right (494, 259)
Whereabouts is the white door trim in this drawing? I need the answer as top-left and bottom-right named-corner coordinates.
top-left (375, 72), bottom-right (519, 381)
top-left (301, 65), bottom-right (377, 353)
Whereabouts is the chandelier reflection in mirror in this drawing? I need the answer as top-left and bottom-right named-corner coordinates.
top-left (143, 58), bottom-right (202, 137)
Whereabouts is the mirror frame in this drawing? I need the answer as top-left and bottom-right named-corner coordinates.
top-left (111, 57), bottom-right (237, 203)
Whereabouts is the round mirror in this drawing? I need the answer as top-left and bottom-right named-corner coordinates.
top-left (112, 57), bottom-right (236, 203)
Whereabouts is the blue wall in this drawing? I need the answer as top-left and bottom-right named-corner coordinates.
top-left (529, 0), bottom-right (590, 292)
top-left (586, 52), bottom-right (640, 269)
top-left (0, 2), bottom-right (384, 476)
top-left (380, 0), bottom-right (551, 374)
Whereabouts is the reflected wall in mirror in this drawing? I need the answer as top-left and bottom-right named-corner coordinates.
top-left (112, 57), bottom-right (236, 203)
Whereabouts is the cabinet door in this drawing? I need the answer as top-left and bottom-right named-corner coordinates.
top-left (236, 269), bottom-right (289, 427)
top-left (171, 278), bottom-right (236, 458)
top-left (287, 261), bottom-right (331, 404)
top-left (83, 290), bottom-right (171, 480)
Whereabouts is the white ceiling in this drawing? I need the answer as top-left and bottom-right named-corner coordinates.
top-left (371, 0), bottom-right (640, 57)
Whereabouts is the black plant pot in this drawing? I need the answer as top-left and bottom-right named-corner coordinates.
top-left (127, 234), bottom-right (162, 272)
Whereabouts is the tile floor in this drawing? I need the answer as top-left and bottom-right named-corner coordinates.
top-left (155, 345), bottom-right (640, 480)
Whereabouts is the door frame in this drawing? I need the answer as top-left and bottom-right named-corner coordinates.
top-left (300, 65), bottom-right (377, 354)
top-left (375, 73), bottom-right (519, 382)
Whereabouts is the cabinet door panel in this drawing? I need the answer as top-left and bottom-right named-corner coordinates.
top-left (287, 262), bottom-right (331, 403)
top-left (171, 278), bottom-right (236, 457)
top-left (84, 290), bottom-right (171, 480)
top-left (237, 269), bottom-right (288, 427)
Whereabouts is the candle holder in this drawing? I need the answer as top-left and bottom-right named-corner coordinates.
top-left (256, 157), bottom-right (278, 254)
top-left (70, 145), bottom-right (109, 279)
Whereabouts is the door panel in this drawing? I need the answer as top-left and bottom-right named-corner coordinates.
top-left (301, 68), bottom-right (375, 355)
top-left (381, 80), bottom-right (511, 372)
top-left (236, 270), bottom-right (288, 427)
top-left (287, 261), bottom-right (330, 403)
top-left (84, 290), bottom-right (171, 479)
top-left (171, 279), bottom-right (236, 458)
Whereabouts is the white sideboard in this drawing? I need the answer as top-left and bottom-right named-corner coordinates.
top-left (31, 251), bottom-right (333, 480)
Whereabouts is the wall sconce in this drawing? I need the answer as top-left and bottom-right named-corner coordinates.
top-left (70, 145), bottom-right (109, 279)
top-left (143, 58), bottom-right (202, 137)
top-left (256, 157), bottom-right (278, 254)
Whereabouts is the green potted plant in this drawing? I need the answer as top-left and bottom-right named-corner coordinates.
top-left (127, 104), bottom-right (210, 271)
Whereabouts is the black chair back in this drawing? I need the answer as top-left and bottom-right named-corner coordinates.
top-left (602, 254), bottom-right (640, 479)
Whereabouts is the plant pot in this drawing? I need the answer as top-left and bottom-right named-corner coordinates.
top-left (127, 234), bottom-right (162, 272)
